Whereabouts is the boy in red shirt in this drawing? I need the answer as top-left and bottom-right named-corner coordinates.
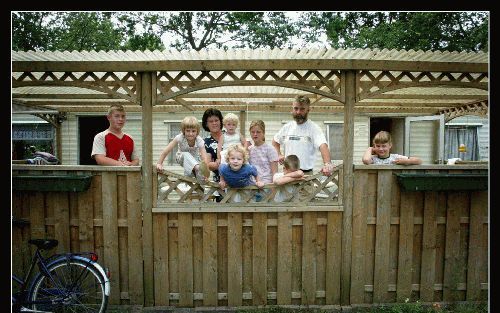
top-left (91, 104), bottom-right (140, 166)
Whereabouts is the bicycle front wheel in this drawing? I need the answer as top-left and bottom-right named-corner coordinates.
top-left (29, 258), bottom-right (108, 313)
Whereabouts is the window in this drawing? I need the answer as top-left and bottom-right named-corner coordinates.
top-left (325, 122), bottom-right (344, 161)
top-left (444, 124), bottom-right (480, 161)
top-left (12, 123), bottom-right (55, 160)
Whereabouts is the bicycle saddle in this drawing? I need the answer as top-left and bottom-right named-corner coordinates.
top-left (28, 239), bottom-right (59, 250)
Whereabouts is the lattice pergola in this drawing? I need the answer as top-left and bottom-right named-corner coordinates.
top-left (12, 48), bottom-right (488, 118)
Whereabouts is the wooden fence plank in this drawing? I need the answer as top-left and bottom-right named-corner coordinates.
top-left (443, 192), bottom-right (463, 302)
top-left (178, 213), bottom-right (194, 306)
top-left (29, 192), bottom-right (46, 242)
top-left (350, 171), bottom-right (368, 303)
top-left (302, 212), bottom-right (317, 305)
top-left (153, 213), bottom-right (169, 305)
top-left (227, 213), bottom-right (243, 306)
top-left (277, 212), bottom-right (292, 304)
top-left (326, 211), bottom-right (342, 304)
top-left (466, 191), bottom-right (488, 300)
top-left (127, 172), bottom-right (144, 304)
top-left (373, 171), bottom-right (392, 303)
top-left (396, 191), bottom-right (415, 301)
top-left (420, 191), bottom-right (438, 301)
top-left (51, 192), bottom-right (70, 254)
top-left (193, 214), bottom-right (204, 306)
top-left (252, 212), bottom-right (267, 305)
top-left (203, 213), bottom-right (218, 306)
top-left (101, 172), bottom-right (120, 304)
top-left (77, 188), bottom-right (94, 252)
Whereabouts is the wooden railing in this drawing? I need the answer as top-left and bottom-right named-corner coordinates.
top-left (155, 167), bottom-right (343, 207)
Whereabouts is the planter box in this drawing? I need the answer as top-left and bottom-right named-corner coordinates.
top-left (395, 173), bottom-right (488, 191)
top-left (12, 175), bottom-right (92, 192)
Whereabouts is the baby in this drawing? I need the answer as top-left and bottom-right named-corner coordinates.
top-left (217, 113), bottom-right (247, 164)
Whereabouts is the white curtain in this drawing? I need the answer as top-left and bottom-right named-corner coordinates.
top-left (444, 126), bottom-right (479, 161)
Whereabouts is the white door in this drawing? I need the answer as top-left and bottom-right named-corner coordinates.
top-left (404, 115), bottom-right (444, 164)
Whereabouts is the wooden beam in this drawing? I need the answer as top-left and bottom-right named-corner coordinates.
top-left (12, 59), bottom-right (488, 73)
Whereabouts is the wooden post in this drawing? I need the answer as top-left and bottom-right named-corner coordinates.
top-left (55, 124), bottom-right (62, 161)
top-left (140, 72), bottom-right (154, 306)
top-left (240, 110), bottom-right (247, 138)
top-left (341, 70), bottom-right (355, 305)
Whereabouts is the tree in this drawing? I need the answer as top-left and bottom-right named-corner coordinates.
top-left (12, 12), bottom-right (55, 51)
top-left (11, 11), bottom-right (488, 53)
top-left (12, 12), bottom-right (125, 51)
top-left (300, 12), bottom-right (488, 52)
top-left (116, 12), bottom-right (300, 51)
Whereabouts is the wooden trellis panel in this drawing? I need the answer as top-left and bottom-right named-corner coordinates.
top-left (12, 71), bottom-right (139, 103)
top-left (156, 70), bottom-right (343, 102)
top-left (357, 70), bottom-right (488, 101)
top-left (156, 169), bottom-right (342, 207)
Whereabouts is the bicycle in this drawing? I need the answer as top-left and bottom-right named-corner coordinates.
top-left (12, 236), bottom-right (110, 313)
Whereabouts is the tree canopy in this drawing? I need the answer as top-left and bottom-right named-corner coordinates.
top-left (11, 11), bottom-right (488, 52)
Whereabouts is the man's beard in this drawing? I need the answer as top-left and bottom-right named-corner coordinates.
top-left (293, 113), bottom-right (308, 124)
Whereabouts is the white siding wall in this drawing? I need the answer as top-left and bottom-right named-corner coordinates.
top-left (31, 111), bottom-right (371, 169)
top-left (28, 111), bottom-right (489, 166)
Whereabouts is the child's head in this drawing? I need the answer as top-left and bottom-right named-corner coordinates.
top-left (107, 104), bottom-right (127, 130)
top-left (225, 144), bottom-right (248, 170)
top-left (283, 155), bottom-right (300, 173)
top-left (107, 104), bottom-right (126, 116)
top-left (223, 113), bottom-right (239, 134)
top-left (180, 116), bottom-right (201, 136)
top-left (249, 120), bottom-right (265, 143)
top-left (372, 131), bottom-right (392, 157)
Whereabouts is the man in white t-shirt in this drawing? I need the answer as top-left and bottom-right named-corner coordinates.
top-left (272, 95), bottom-right (335, 176)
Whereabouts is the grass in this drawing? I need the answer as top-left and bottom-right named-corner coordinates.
top-left (237, 301), bottom-right (488, 313)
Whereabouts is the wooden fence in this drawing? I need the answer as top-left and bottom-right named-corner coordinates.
top-left (11, 165), bottom-right (144, 305)
top-left (11, 164), bottom-right (488, 307)
top-left (350, 166), bottom-right (488, 304)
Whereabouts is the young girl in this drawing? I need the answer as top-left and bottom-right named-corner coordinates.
top-left (217, 113), bottom-right (247, 164)
top-left (156, 116), bottom-right (210, 182)
top-left (219, 144), bottom-right (264, 189)
top-left (248, 120), bottom-right (278, 184)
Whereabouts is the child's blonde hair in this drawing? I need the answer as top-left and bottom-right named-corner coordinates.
top-left (107, 104), bottom-right (126, 115)
top-left (225, 144), bottom-right (248, 163)
top-left (283, 154), bottom-right (300, 171)
top-left (223, 113), bottom-right (239, 126)
top-left (180, 116), bottom-right (201, 134)
top-left (372, 131), bottom-right (392, 145)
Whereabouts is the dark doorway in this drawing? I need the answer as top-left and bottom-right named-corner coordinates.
top-left (369, 117), bottom-right (405, 154)
top-left (369, 118), bottom-right (392, 143)
top-left (79, 116), bottom-right (109, 165)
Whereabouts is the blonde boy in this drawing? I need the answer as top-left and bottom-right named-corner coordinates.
top-left (362, 131), bottom-right (422, 165)
top-left (218, 144), bottom-right (263, 189)
top-left (272, 154), bottom-right (305, 202)
top-left (91, 104), bottom-right (140, 166)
